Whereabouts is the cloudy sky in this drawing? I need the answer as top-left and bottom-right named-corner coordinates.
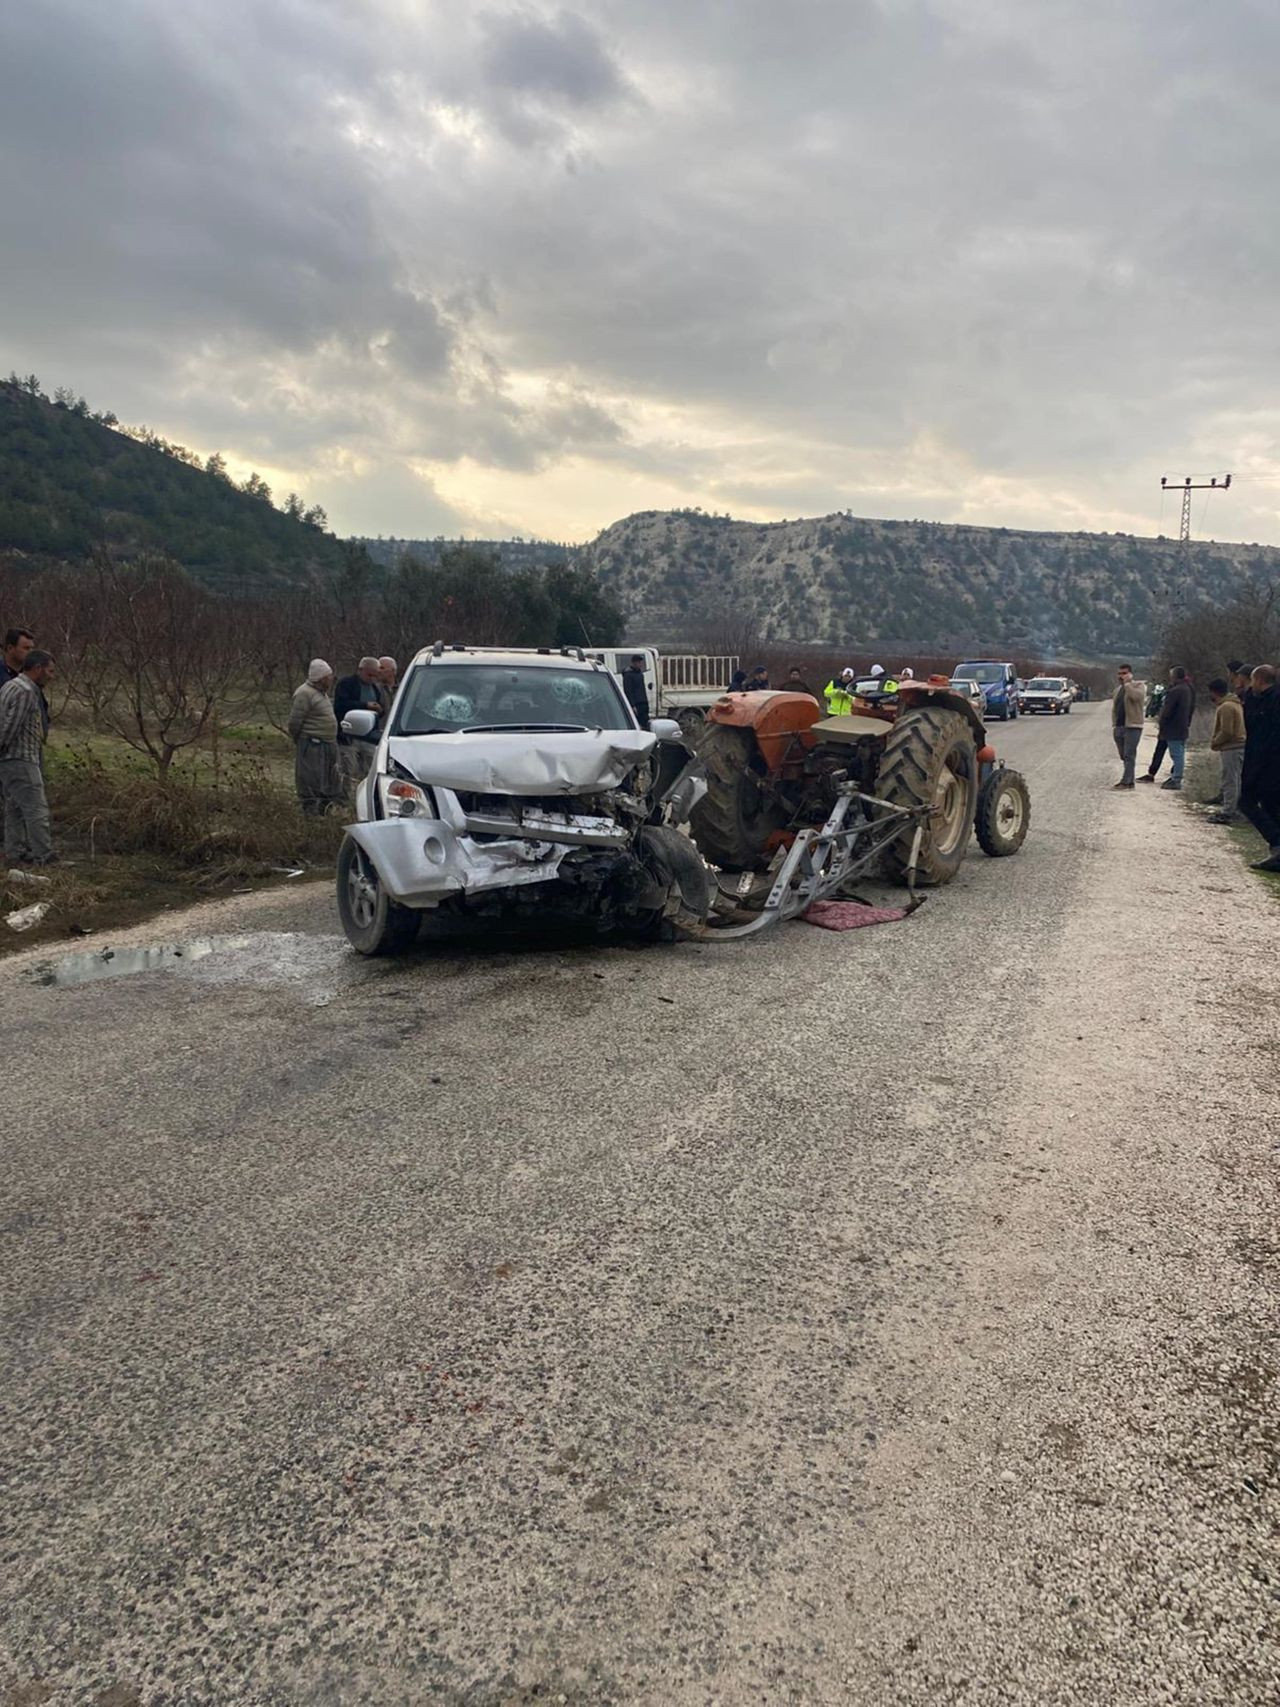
top-left (4, 0), bottom-right (1280, 545)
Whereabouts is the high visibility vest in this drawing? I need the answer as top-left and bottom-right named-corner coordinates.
top-left (824, 679), bottom-right (854, 716)
top-left (882, 678), bottom-right (899, 694)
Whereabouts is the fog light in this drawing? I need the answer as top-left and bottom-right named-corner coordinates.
top-left (423, 835), bottom-right (446, 865)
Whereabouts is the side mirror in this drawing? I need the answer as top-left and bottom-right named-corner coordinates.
top-left (342, 709), bottom-right (377, 739)
top-left (649, 717), bottom-right (682, 742)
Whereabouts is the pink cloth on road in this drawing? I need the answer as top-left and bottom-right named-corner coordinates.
top-left (802, 900), bottom-right (912, 931)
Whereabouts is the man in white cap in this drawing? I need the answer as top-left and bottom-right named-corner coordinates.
top-left (287, 659), bottom-right (343, 815)
top-left (824, 666), bottom-right (857, 715)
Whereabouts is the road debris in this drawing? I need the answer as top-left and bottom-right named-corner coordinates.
top-left (6, 901), bottom-right (51, 932)
top-left (803, 899), bottom-right (915, 931)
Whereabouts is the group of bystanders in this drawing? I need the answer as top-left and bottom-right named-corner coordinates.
top-left (1112, 659), bottom-right (1280, 873)
top-left (287, 654), bottom-right (398, 816)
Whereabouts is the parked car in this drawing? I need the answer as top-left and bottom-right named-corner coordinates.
top-left (948, 678), bottom-right (986, 714)
top-left (952, 660), bottom-right (1020, 721)
top-left (1020, 675), bottom-right (1073, 715)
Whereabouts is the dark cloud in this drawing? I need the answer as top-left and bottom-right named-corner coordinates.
top-left (2, 0), bottom-right (1279, 543)
top-left (480, 8), bottom-right (625, 105)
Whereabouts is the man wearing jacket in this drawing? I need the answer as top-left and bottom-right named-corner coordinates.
top-left (1206, 679), bottom-right (1247, 824)
top-left (824, 668), bottom-right (856, 715)
top-left (620, 655), bottom-right (650, 729)
top-left (288, 659), bottom-right (343, 816)
top-left (0, 650), bottom-right (56, 864)
top-left (1111, 664), bottom-right (1146, 789)
top-left (1240, 665), bottom-right (1280, 872)
top-left (1139, 666), bottom-right (1193, 788)
top-left (334, 657), bottom-right (384, 783)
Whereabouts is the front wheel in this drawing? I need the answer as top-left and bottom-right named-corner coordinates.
top-left (337, 836), bottom-right (422, 956)
top-left (975, 768), bottom-right (1030, 858)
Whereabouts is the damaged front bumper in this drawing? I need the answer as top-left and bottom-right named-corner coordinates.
top-left (345, 817), bottom-right (588, 906)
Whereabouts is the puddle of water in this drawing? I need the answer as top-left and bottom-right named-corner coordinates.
top-left (30, 931), bottom-right (350, 1001)
top-left (32, 937), bottom-right (230, 987)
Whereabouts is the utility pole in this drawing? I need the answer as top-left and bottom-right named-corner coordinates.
top-left (1160, 473), bottom-right (1231, 544)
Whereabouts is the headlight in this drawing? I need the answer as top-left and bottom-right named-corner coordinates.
top-left (377, 775), bottom-right (433, 819)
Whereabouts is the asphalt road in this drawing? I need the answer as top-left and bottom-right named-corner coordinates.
top-left (3, 706), bottom-right (1277, 1706)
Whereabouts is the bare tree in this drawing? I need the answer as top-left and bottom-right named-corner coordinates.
top-left (76, 554), bottom-right (251, 777)
top-left (1155, 581), bottom-right (1280, 690)
top-left (693, 611), bottom-right (764, 666)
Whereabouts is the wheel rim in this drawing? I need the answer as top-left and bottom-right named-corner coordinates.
top-left (347, 846), bottom-right (379, 929)
top-left (933, 758), bottom-right (971, 855)
top-left (995, 784), bottom-right (1025, 840)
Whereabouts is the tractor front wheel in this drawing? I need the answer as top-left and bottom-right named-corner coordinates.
top-left (975, 768), bottom-right (1030, 857)
top-left (877, 707), bottom-right (978, 886)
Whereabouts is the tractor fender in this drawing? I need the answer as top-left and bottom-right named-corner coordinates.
top-left (895, 685), bottom-right (987, 742)
top-left (705, 689), bottom-right (823, 773)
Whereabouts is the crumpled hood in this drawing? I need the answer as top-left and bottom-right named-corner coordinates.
top-left (386, 729), bottom-right (657, 795)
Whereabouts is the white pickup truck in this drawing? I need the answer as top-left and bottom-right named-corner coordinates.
top-left (586, 648), bottom-right (738, 737)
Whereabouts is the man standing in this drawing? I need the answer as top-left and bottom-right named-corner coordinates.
top-left (334, 657), bottom-right (385, 782)
top-left (0, 628), bottom-right (34, 683)
top-left (1111, 663), bottom-right (1145, 789)
top-left (824, 667), bottom-right (856, 715)
top-left (0, 650), bottom-right (56, 865)
top-left (1239, 664), bottom-right (1280, 872)
top-left (783, 666), bottom-right (817, 699)
top-left (746, 664), bottom-right (770, 690)
top-left (1139, 666), bottom-right (1193, 788)
top-left (1206, 678), bottom-right (1246, 825)
top-left (1230, 661), bottom-right (1255, 721)
top-left (620, 654), bottom-right (650, 729)
top-left (288, 660), bottom-right (343, 816)
top-left (376, 656), bottom-right (398, 720)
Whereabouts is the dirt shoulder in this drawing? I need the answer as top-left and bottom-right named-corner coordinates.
top-left (845, 721), bottom-right (1280, 1704)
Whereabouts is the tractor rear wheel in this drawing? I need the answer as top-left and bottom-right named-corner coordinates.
top-left (877, 707), bottom-right (978, 886)
top-left (689, 722), bottom-right (791, 870)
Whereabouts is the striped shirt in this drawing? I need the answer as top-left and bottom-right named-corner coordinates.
top-left (0, 675), bottom-right (47, 763)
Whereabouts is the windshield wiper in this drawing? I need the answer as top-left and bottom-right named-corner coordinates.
top-left (459, 723), bottom-right (590, 734)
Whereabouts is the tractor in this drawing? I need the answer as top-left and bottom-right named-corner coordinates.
top-left (689, 678), bottom-right (1029, 931)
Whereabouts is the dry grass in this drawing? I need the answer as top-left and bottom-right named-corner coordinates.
top-left (2, 747), bottom-right (346, 954)
top-left (47, 745), bottom-right (344, 876)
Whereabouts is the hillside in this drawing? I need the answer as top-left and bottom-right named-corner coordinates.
top-left (582, 510), bottom-right (1280, 657)
top-left (356, 535), bottom-right (571, 574)
top-left (0, 378), bottom-right (353, 590)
